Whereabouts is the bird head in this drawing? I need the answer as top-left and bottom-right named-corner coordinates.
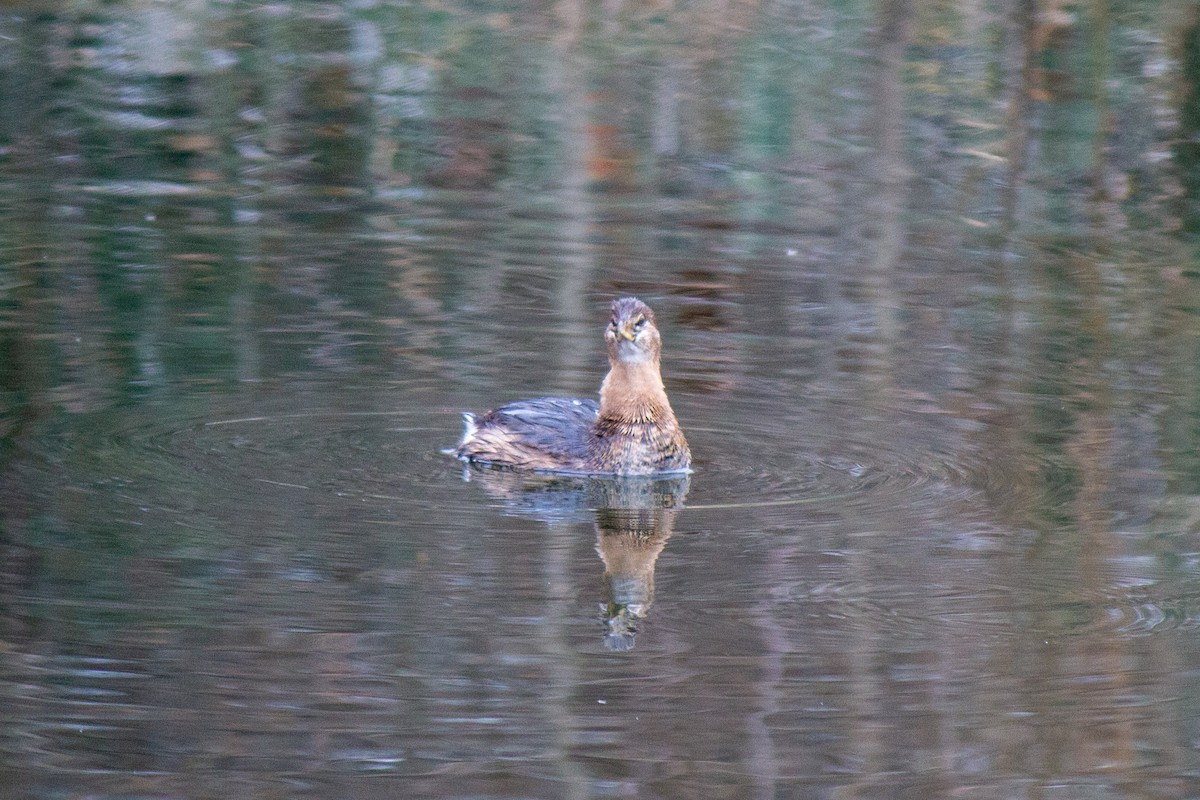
top-left (605, 297), bottom-right (661, 366)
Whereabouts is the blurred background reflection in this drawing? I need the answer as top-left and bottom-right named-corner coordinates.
top-left (3, 1), bottom-right (1200, 798)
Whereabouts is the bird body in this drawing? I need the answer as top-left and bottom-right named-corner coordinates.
top-left (454, 297), bottom-right (691, 476)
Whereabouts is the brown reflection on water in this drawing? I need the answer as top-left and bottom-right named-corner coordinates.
top-left (596, 506), bottom-right (675, 652)
top-left (459, 468), bottom-right (688, 651)
top-left (1014, 261), bottom-right (1129, 785)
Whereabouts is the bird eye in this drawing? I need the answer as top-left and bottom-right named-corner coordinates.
top-left (633, 318), bottom-right (646, 330)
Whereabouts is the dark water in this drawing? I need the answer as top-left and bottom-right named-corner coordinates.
top-left (5, 1), bottom-right (1200, 798)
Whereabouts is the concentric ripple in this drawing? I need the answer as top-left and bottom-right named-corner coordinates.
top-left (34, 392), bottom-right (463, 529)
top-left (36, 390), bottom-right (1048, 533)
top-left (676, 414), bottom-right (996, 524)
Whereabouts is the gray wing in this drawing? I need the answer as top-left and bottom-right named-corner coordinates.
top-left (482, 397), bottom-right (598, 454)
top-left (456, 397), bottom-right (599, 469)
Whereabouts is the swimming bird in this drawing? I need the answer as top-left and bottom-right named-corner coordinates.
top-left (454, 297), bottom-right (690, 475)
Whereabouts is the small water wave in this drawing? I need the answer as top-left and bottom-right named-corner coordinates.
top-left (77, 179), bottom-right (211, 197)
top-left (1110, 586), bottom-right (1200, 634)
top-left (42, 393), bottom-right (1031, 531)
top-left (679, 417), bottom-right (991, 523)
top-left (33, 396), bottom-right (462, 531)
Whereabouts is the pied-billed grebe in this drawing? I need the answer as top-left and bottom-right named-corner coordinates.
top-left (454, 297), bottom-right (691, 475)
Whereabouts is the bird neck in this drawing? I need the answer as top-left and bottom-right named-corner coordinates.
top-left (598, 359), bottom-right (672, 424)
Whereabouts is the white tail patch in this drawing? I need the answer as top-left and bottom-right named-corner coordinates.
top-left (459, 412), bottom-right (477, 444)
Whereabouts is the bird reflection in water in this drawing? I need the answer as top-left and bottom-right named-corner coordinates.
top-left (457, 467), bottom-right (688, 651)
top-left (594, 504), bottom-right (678, 651)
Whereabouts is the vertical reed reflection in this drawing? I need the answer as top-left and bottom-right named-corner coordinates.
top-left (548, 4), bottom-right (598, 393)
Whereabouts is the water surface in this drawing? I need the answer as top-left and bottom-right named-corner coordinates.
top-left (3, 1), bottom-right (1200, 798)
